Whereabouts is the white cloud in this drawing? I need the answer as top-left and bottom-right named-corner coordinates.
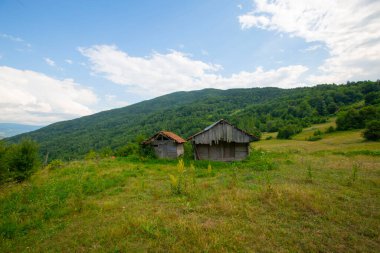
top-left (239, 0), bottom-right (380, 83)
top-left (0, 33), bottom-right (32, 50)
top-left (79, 44), bottom-right (308, 97)
top-left (0, 66), bottom-right (97, 124)
top-left (104, 94), bottom-right (129, 108)
top-left (300, 44), bottom-right (323, 53)
top-left (65, 59), bottom-right (73, 64)
top-left (201, 49), bottom-right (209, 56)
top-left (0, 33), bottom-right (24, 43)
top-left (44, 57), bottom-right (56, 67)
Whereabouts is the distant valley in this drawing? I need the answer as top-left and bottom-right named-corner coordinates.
top-left (0, 123), bottom-right (42, 139)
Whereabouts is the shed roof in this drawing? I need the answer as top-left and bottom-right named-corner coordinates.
top-left (142, 131), bottom-right (186, 144)
top-left (187, 119), bottom-right (259, 142)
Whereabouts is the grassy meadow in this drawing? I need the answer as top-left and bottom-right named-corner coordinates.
top-left (1, 128), bottom-right (379, 252)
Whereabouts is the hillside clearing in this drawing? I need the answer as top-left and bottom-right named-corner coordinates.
top-left (1, 129), bottom-right (379, 252)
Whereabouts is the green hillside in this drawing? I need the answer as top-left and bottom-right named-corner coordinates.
top-left (7, 80), bottom-right (380, 160)
top-left (1, 128), bottom-right (379, 252)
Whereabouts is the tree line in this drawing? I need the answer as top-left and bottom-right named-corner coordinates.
top-left (6, 80), bottom-right (380, 160)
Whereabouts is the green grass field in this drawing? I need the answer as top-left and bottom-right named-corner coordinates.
top-left (1, 128), bottom-right (379, 252)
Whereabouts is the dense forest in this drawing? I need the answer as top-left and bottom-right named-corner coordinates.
top-left (7, 80), bottom-right (380, 160)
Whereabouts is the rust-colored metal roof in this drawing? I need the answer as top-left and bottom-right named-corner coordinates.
top-left (142, 131), bottom-right (186, 144)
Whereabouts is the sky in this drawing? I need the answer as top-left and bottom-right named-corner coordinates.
top-left (0, 0), bottom-right (379, 125)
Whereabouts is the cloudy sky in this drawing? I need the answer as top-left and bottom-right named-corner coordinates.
top-left (1, 0), bottom-right (379, 125)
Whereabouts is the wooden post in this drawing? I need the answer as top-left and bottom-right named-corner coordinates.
top-left (43, 152), bottom-right (49, 166)
top-left (193, 143), bottom-right (200, 160)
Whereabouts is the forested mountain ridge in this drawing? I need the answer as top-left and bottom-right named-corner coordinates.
top-left (7, 80), bottom-right (380, 160)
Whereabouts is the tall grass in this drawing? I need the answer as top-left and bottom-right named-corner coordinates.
top-left (169, 159), bottom-right (186, 195)
top-left (0, 130), bottom-right (379, 252)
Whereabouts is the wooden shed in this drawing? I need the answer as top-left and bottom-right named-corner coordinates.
top-left (188, 119), bottom-right (259, 161)
top-left (142, 131), bottom-right (186, 159)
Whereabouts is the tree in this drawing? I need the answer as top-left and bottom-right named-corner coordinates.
top-left (361, 82), bottom-right (380, 94)
top-left (365, 91), bottom-right (380, 105)
top-left (277, 125), bottom-right (302, 139)
top-left (336, 109), bottom-right (364, 130)
top-left (5, 138), bottom-right (40, 182)
top-left (327, 102), bottom-right (338, 114)
top-left (363, 120), bottom-right (380, 141)
top-left (0, 141), bottom-right (8, 182)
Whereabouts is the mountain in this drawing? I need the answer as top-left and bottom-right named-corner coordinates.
top-left (6, 81), bottom-right (379, 160)
top-left (0, 123), bottom-right (42, 139)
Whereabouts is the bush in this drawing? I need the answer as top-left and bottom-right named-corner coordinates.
top-left (325, 126), bottom-right (335, 133)
top-left (46, 159), bottom-right (64, 170)
top-left (99, 147), bottom-right (113, 158)
top-left (183, 142), bottom-right (194, 160)
top-left (277, 125), bottom-right (302, 139)
top-left (0, 141), bottom-right (8, 182)
top-left (336, 106), bottom-right (380, 130)
top-left (169, 159), bottom-right (186, 195)
top-left (313, 130), bottom-right (323, 136)
top-left (115, 143), bottom-right (138, 157)
top-left (365, 91), bottom-right (380, 105)
top-left (363, 120), bottom-right (380, 141)
top-left (85, 150), bottom-right (98, 160)
top-left (307, 136), bottom-right (322, 141)
top-left (3, 139), bottom-right (40, 182)
top-left (138, 144), bottom-right (156, 159)
top-left (336, 109), bottom-right (364, 130)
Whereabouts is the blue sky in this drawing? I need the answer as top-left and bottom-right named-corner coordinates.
top-left (0, 0), bottom-right (379, 125)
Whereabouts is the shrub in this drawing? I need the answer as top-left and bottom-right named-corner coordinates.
top-left (47, 159), bottom-right (64, 170)
top-left (183, 142), bottom-right (194, 160)
top-left (169, 174), bottom-right (181, 194)
top-left (265, 136), bottom-right (273, 140)
top-left (99, 147), bottom-right (113, 158)
top-left (307, 136), bottom-right (322, 141)
top-left (325, 126), bottom-right (335, 133)
top-left (138, 144), bottom-right (156, 159)
top-left (207, 163), bottom-right (212, 175)
top-left (336, 106), bottom-right (380, 130)
top-left (336, 109), bottom-right (364, 130)
top-left (313, 130), bottom-right (323, 136)
top-left (115, 143), bottom-right (138, 157)
top-left (189, 163), bottom-right (196, 186)
top-left (365, 91), bottom-right (380, 105)
top-left (85, 150), bottom-right (98, 160)
top-left (277, 125), bottom-right (302, 139)
top-left (169, 159), bottom-right (186, 195)
top-left (363, 120), bottom-right (380, 141)
top-left (0, 141), bottom-right (8, 182)
top-left (4, 138), bottom-right (40, 182)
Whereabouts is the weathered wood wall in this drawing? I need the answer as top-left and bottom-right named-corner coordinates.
top-left (195, 142), bottom-right (249, 161)
top-left (152, 140), bottom-right (184, 158)
top-left (176, 144), bottom-right (184, 157)
top-left (192, 122), bottom-right (252, 145)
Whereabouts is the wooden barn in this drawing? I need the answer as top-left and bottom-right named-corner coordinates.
top-left (188, 119), bottom-right (258, 161)
top-left (142, 131), bottom-right (186, 159)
